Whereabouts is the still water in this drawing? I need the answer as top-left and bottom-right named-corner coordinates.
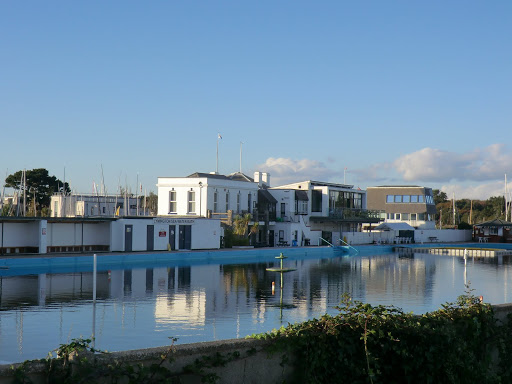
top-left (1, 246), bottom-right (512, 364)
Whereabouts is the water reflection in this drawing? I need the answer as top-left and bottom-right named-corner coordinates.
top-left (1, 251), bottom-right (512, 364)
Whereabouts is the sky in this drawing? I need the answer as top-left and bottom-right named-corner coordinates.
top-left (1, 1), bottom-right (511, 200)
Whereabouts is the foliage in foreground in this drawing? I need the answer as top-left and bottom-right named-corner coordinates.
top-left (8, 290), bottom-right (512, 383)
top-left (256, 290), bottom-right (512, 384)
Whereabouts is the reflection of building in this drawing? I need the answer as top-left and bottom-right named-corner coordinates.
top-left (366, 186), bottom-right (437, 229)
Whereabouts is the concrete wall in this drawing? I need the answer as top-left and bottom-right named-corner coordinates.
top-left (342, 229), bottom-right (472, 245)
top-left (1, 222), bottom-right (40, 247)
top-left (111, 218), bottom-right (221, 252)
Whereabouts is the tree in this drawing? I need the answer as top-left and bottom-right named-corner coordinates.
top-left (143, 192), bottom-right (158, 215)
top-left (433, 189), bottom-right (448, 205)
top-left (233, 213), bottom-right (253, 237)
top-left (4, 168), bottom-right (70, 215)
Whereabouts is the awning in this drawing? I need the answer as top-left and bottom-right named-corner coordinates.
top-left (258, 189), bottom-right (277, 204)
top-left (295, 190), bottom-right (309, 201)
top-left (374, 222), bottom-right (415, 231)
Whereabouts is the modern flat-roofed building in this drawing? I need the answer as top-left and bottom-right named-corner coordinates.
top-left (366, 186), bottom-right (437, 229)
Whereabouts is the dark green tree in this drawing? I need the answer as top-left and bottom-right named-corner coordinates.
top-left (433, 189), bottom-right (448, 205)
top-left (4, 168), bottom-right (70, 214)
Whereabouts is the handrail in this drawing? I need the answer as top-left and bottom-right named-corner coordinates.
top-left (338, 238), bottom-right (359, 255)
top-left (319, 237), bottom-right (334, 247)
top-left (319, 237), bottom-right (359, 255)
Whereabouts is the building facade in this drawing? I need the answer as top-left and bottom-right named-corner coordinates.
top-left (366, 186), bottom-right (437, 229)
top-left (50, 193), bottom-right (145, 218)
top-left (156, 172), bottom-right (262, 220)
top-left (270, 180), bottom-right (381, 246)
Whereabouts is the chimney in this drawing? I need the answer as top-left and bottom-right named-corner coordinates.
top-left (254, 172), bottom-right (270, 187)
top-left (254, 171), bottom-right (262, 184)
top-left (262, 172), bottom-right (270, 187)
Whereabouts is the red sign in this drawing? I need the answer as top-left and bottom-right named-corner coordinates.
top-left (159, 231), bottom-right (166, 237)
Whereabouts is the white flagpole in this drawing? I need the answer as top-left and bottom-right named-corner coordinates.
top-left (240, 141), bottom-right (244, 173)
top-left (216, 133), bottom-right (222, 174)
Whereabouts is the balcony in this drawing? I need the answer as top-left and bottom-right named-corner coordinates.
top-left (323, 208), bottom-right (384, 222)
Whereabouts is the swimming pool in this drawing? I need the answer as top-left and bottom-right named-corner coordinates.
top-left (1, 244), bottom-right (511, 364)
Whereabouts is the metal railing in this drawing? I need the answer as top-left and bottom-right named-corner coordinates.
top-left (319, 237), bottom-right (359, 255)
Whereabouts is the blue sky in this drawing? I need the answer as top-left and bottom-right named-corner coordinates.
top-left (1, 1), bottom-right (511, 199)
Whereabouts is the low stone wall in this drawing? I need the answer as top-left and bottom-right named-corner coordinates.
top-left (0, 338), bottom-right (294, 384)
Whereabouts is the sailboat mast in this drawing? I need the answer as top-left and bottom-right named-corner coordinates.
top-left (506, 174), bottom-right (508, 221)
top-left (452, 193), bottom-right (456, 227)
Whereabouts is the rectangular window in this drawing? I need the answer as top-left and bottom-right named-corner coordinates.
top-left (418, 195), bottom-right (424, 203)
top-left (237, 193), bottom-right (241, 213)
top-left (403, 195), bottom-right (410, 203)
top-left (281, 203), bottom-right (286, 217)
top-left (402, 213), bottom-right (409, 220)
top-left (188, 191), bottom-right (196, 213)
top-left (395, 213), bottom-right (401, 220)
top-left (352, 193), bottom-right (362, 209)
top-left (418, 213), bottom-right (425, 220)
top-left (225, 192), bottom-right (230, 212)
top-left (410, 195), bottom-right (418, 203)
top-left (279, 230), bottom-right (284, 241)
top-left (388, 213), bottom-right (395, 220)
top-left (296, 200), bottom-right (308, 215)
top-left (312, 190), bottom-right (322, 212)
top-left (54, 201), bottom-right (58, 216)
top-left (169, 191), bottom-right (177, 213)
top-left (248, 193), bottom-right (252, 213)
top-left (411, 213), bottom-right (417, 220)
top-left (213, 192), bottom-right (218, 213)
top-left (386, 195), bottom-right (394, 203)
top-left (394, 195), bottom-right (402, 203)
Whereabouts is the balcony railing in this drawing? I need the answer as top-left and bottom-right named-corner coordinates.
top-left (328, 208), bottom-right (384, 220)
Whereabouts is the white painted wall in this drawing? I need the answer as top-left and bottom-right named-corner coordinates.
top-left (156, 176), bottom-right (259, 217)
top-left (111, 218), bottom-right (221, 252)
top-left (1, 222), bottom-right (40, 247)
top-left (342, 229), bottom-right (472, 245)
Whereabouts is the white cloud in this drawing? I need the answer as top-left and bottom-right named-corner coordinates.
top-left (440, 182), bottom-right (503, 200)
top-left (255, 157), bottom-right (335, 186)
top-left (256, 144), bottom-right (512, 200)
top-left (393, 145), bottom-right (512, 182)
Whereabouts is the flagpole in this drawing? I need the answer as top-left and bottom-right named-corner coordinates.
top-left (240, 141), bottom-right (244, 173)
top-left (216, 133), bottom-right (222, 174)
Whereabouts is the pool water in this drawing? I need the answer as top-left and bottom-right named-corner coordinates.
top-left (1, 245), bottom-right (511, 364)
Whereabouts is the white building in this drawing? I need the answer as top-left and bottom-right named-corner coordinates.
top-left (269, 180), bottom-right (381, 246)
top-left (156, 172), bottom-right (264, 219)
top-left (50, 193), bottom-right (146, 218)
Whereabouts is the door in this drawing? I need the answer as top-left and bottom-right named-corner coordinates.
top-left (269, 230), bottom-right (275, 247)
top-left (169, 225), bottom-right (176, 251)
top-left (124, 225), bottom-right (133, 252)
top-left (147, 225), bottom-right (154, 251)
top-left (179, 225), bottom-right (192, 250)
top-left (321, 231), bottom-right (332, 246)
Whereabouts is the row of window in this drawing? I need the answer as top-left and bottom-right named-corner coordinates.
top-left (387, 213), bottom-right (433, 221)
top-left (279, 201), bottom-right (308, 217)
top-left (168, 190), bottom-right (252, 214)
top-left (386, 195), bottom-right (434, 205)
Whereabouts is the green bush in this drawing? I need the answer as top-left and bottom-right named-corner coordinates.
top-left (255, 291), bottom-right (506, 383)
